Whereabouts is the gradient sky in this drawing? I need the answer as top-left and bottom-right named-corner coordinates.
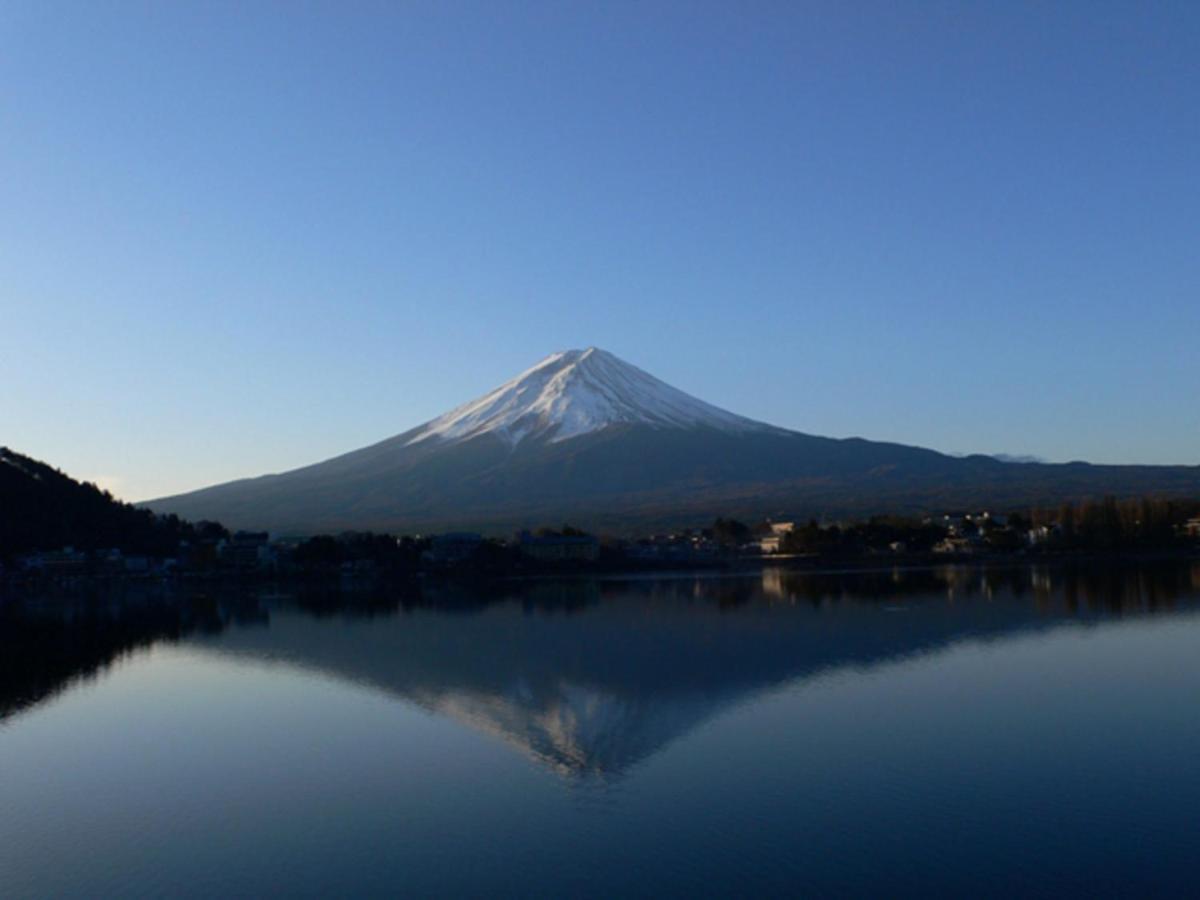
top-left (2, 1), bottom-right (1197, 501)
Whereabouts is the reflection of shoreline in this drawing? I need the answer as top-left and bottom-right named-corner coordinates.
top-left (6, 548), bottom-right (1198, 596)
top-left (1, 599), bottom-right (180, 722)
top-left (5, 563), bottom-right (1200, 778)
top-left (758, 562), bottom-right (1200, 614)
top-left (198, 563), bottom-right (1200, 778)
top-left (0, 592), bottom-right (258, 722)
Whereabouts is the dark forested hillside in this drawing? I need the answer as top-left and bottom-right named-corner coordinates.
top-left (0, 447), bottom-right (217, 560)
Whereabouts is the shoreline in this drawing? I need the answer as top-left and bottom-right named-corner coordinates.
top-left (4, 547), bottom-right (1197, 597)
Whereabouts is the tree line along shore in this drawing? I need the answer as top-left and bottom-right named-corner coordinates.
top-left (3, 446), bottom-right (1199, 585)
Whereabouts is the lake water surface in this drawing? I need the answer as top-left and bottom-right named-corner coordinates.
top-left (3, 563), bottom-right (1200, 897)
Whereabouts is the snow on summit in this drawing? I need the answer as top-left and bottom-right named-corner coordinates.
top-left (406, 348), bottom-right (772, 447)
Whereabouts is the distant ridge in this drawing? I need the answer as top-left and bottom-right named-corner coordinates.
top-left (144, 349), bottom-right (1200, 534)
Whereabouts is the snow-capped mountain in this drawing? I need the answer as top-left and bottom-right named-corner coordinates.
top-left (406, 347), bottom-right (773, 447)
top-left (145, 348), bottom-right (1200, 533)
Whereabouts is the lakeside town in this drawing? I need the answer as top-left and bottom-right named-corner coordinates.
top-left (8, 500), bottom-right (1200, 588)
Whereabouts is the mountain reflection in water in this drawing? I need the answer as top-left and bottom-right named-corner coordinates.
top-left (5, 563), bottom-right (1200, 779)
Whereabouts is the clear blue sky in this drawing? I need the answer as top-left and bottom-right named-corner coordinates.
top-left (2, 1), bottom-right (1197, 501)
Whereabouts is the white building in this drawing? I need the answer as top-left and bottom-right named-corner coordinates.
top-left (760, 521), bottom-right (795, 555)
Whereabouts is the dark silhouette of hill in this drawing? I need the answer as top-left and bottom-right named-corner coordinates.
top-left (0, 446), bottom-right (219, 559)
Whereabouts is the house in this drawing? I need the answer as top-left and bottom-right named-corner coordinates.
top-left (1184, 518), bottom-right (1200, 538)
top-left (939, 515), bottom-right (968, 535)
top-left (518, 531), bottom-right (599, 562)
top-left (760, 521), bottom-right (795, 555)
top-left (19, 546), bottom-right (87, 575)
top-left (628, 534), bottom-right (719, 562)
top-left (972, 511), bottom-right (1008, 528)
top-left (933, 536), bottom-right (975, 555)
top-left (1027, 525), bottom-right (1057, 546)
top-left (220, 531), bottom-right (272, 569)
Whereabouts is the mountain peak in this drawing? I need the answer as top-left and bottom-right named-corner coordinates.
top-left (405, 348), bottom-right (772, 448)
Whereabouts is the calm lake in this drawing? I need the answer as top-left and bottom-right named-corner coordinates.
top-left (3, 563), bottom-right (1200, 897)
